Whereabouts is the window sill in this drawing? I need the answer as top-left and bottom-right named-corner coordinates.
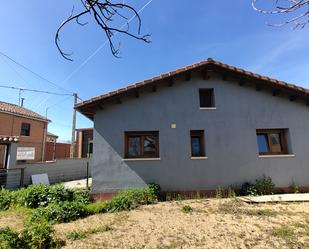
top-left (191, 157), bottom-right (208, 160)
top-left (200, 107), bottom-right (216, 110)
top-left (123, 158), bottom-right (161, 161)
top-left (258, 154), bottom-right (295, 158)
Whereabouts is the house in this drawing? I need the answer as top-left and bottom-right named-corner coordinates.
top-left (0, 101), bottom-right (49, 164)
top-left (75, 128), bottom-right (93, 158)
top-left (45, 132), bottom-right (58, 161)
top-left (76, 58), bottom-right (309, 199)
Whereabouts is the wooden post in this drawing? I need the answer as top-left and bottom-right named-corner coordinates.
top-left (86, 161), bottom-right (89, 190)
top-left (20, 168), bottom-right (24, 188)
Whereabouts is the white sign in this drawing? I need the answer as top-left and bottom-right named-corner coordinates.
top-left (17, 147), bottom-right (35, 160)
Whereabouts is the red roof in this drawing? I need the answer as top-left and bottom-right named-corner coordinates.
top-left (0, 101), bottom-right (49, 122)
top-left (76, 58), bottom-right (309, 120)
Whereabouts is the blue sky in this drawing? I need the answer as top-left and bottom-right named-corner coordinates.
top-left (0, 1), bottom-right (308, 141)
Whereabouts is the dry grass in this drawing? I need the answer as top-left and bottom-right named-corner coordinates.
top-left (54, 199), bottom-right (309, 249)
top-left (1, 199), bottom-right (309, 248)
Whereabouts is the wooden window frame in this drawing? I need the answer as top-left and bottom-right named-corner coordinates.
top-left (256, 129), bottom-right (288, 155)
top-left (199, 88), bottom-right (215, 108)
top-left (124, 131), bottom-right (159, 159)
top-left (190, 130), bottom-right (205, 157)
top-left (20, 123), bottom-right (31, 137)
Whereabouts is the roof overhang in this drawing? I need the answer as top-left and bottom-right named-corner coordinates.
top-left (75, 58), bottom-right (309, 120)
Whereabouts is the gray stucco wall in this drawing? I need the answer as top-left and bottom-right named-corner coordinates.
top-left (92, 73), bottom-right (309, 194)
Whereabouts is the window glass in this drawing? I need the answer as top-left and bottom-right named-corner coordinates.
top-left (257, 134), bottom-right (269, 153)
top-left (269, 133), bottom-right (282, 153)
top-left (128, 136), bottom-right (141, 157)
top-left (143, 136), bottom-right (157, 156)
top-left (21, 123), bottom-right (30, 136)
top-left (190, 130), bottom-right (205, 157)
top-left (191, 137), bottom-right (201, 156)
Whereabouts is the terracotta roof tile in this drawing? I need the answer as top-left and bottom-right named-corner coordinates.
top-left (76, 58), bottom-right (309, 119)
top-left (0, 101), bottom-right (48, 122)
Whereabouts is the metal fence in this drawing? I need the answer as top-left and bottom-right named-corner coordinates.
top-left (0, 168), bottom-right (24, 189)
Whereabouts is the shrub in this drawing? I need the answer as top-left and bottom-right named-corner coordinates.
top-left (0, 227), bottom-right (24, 249)
top-left (215, 186), bottom-right (223, 198)
top-left (86, 201), bottom-right (108, 214)
top-left (22, 219), bottom-right (56, 249)
top-left (0, 188), bottom-right (12, 211)
top-left (147, 183), bottom-right (161, 199)
top-left (227, 186), bottom-right (236, 198)
top-left (181, 205), bottom-right (193, 213)
top-left (105, 187), bottom-right (157, 212)
top-left (254, 175), bottom-right (275, 195)
top-left (240, 182), bottom-right (258, 196)
top-left (72, 189), bottom-right (91, 204)
top-left (9, 184), bottom-right (91, 209)
top-left (32, 201), bottom-right (88, 224)
top-left (66, 231), bottom-right (86, 241)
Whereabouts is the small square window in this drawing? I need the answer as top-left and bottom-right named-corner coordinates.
top-left (190, 130), bottom-right (205, 157)
top-left (256, 129), bottom-right (288, 155)
top-left (20, 123), bottom-right (31, 136)
top-left (199, 89), bottom-right (215, 108)
top-left (125, 131), bottom-right (159, 158)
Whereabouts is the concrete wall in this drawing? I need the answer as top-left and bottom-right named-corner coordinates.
top-left (92, 72), bottom-right (309, 194)
top-left (15, 158), bottom-right (91, 186)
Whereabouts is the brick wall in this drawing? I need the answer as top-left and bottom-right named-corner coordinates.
top-left (0, 112), bottom-right (47, 162)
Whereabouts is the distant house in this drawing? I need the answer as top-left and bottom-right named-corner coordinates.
top-left (0, 101), bottom-right (49, 166)
top-left (75, 128), bottom-right (93, 158)
top-left (76, 58), bottom-right (309, 199)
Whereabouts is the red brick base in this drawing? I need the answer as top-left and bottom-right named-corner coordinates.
top-left (90, 186), bottom-right (309, 202)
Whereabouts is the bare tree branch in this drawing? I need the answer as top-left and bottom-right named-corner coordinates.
top-left (56, 0), bottom-right (151, 61)
top-left (252, 0), bottom-right (309, 29)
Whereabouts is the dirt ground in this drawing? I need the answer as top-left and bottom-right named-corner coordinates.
top-left (53, 199), bottom-right (309, 249)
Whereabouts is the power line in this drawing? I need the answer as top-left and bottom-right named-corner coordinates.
top-left (61, 0), bottom-right (154, 84)
top-left (0, 51), bottom-right (74, 94)
top-left (0, 85), bottom-right (73, 96)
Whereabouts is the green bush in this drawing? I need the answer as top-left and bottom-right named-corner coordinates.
top-left (0, 227), bottom-right (24, 249)
top-left (254, 175), bottom-right (275, 195)
top-left (181, 205), bottom-right (193, 213)
top-left (147, 183), bottom-right (161, 198)
top-left (86, 201), bottom-right (108, 214)
top-left (6, 184), bottom-right (91, 209)
top-left (240, 182), bottom-right (258, 196)
top-left (22, 219), bottom-right (56, 249)
top-left (105, 187), bottom-right (157, 212)
top-left (72, 189), bottom-right (91, 204)
top-left (0, 188), bottom-right (12, 211)
top-left (32, 201), bottom-right (88, 224)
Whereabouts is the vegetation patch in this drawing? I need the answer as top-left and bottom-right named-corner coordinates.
top-left (66, 224), bottom-right (113, 241)
top-left (181, 205), bottom-right (193, 213)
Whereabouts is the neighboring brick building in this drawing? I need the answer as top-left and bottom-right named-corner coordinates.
top-left (75, 128), bottom-right (93, 158)
top-left (0, 101), bottom-right (49, 163)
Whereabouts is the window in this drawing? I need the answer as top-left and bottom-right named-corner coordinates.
top-left (256, 129), bottom-right (288, 155)
top-left (190, 130), bottom-right (205, 157)
top-left (20, 123), bottom-right (31, 136)
top-left (125, 131), bottom-right (159, 158)
top-left (199, 89), bottom-right (215, 108)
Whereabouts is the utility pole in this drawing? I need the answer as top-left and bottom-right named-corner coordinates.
top-left (70, 93), bottom-right (77, 158)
